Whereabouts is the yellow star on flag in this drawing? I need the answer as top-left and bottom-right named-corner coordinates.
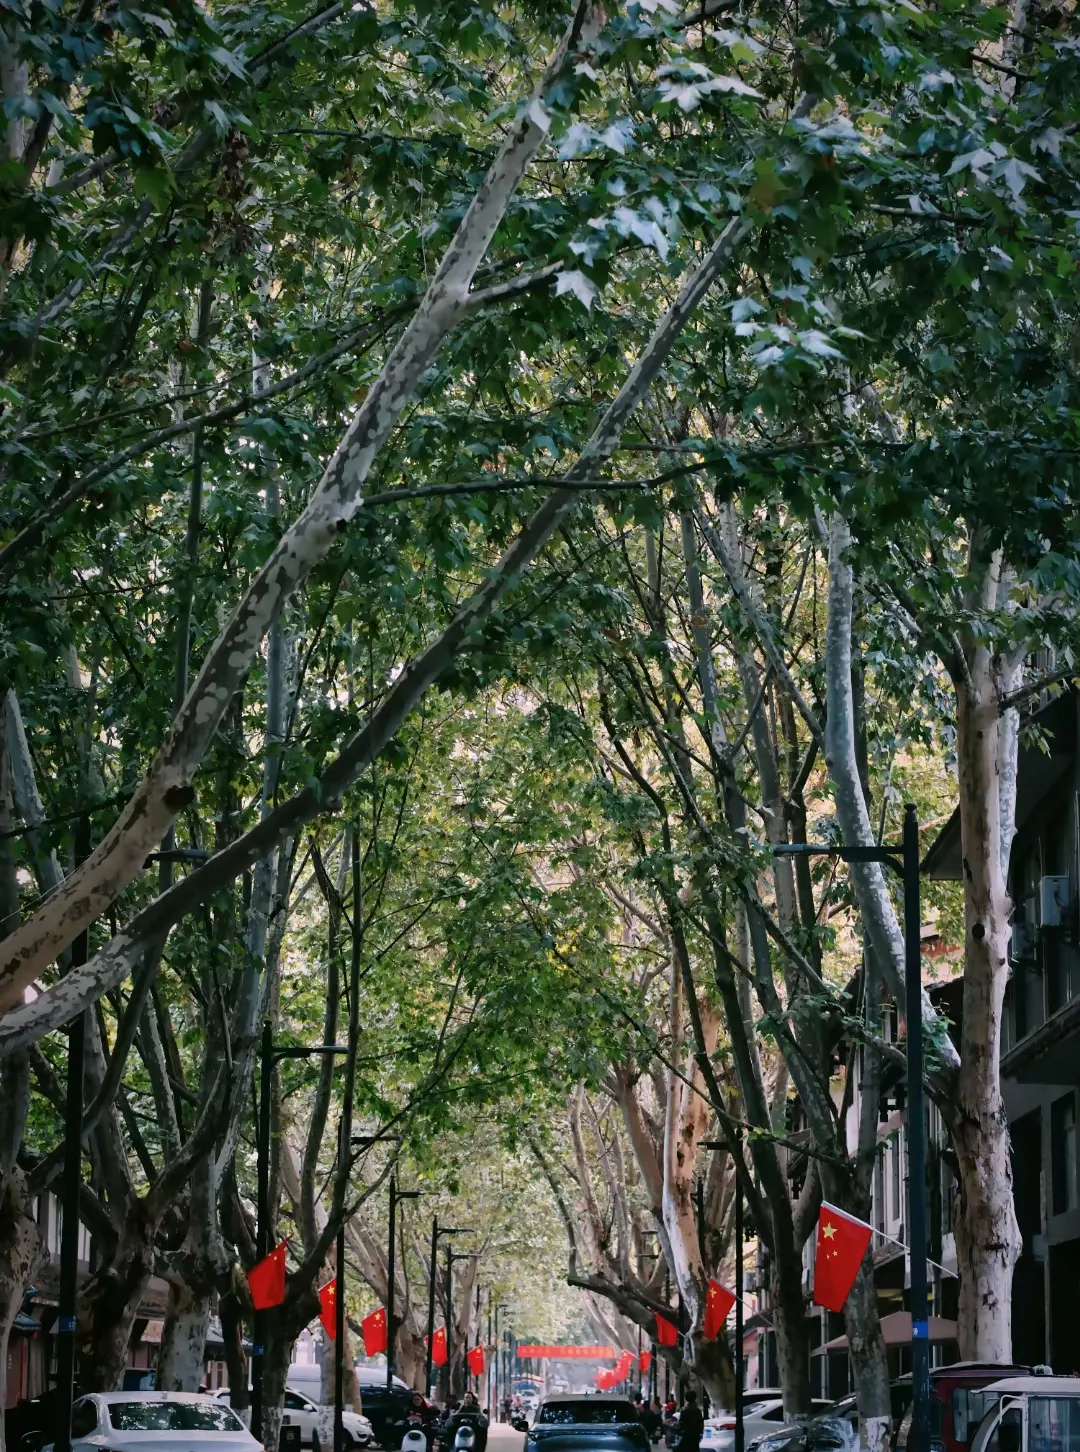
top-left (823, 1223), bottom-right (837, 1239)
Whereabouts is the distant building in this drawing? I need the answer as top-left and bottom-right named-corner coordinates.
top-left (924, 685), bottom-right (1079, 1372)
top-left (5, 1190), bottom-right (231, 1410)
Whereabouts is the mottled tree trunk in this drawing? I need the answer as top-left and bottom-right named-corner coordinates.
top-left (262, 1332), bottom-right (291, 1452)
top-left (78, 1209), bottom-right (156, 1390)
top-left (219, 1287), bottom-right (250, 1415)
top-left (157, 1276), bottom-right (213, 1391)
top-left (0, 1169), bottom-right (44, 1452)
top-left (771, 1256), bottom-right (811, 1417)
top-left (686, 1331), bottom-right (735, 1409)
top-left (843, 1259), bottom-right (891, 1452)
top-left (951, 651), bottom-right (1021, 1360)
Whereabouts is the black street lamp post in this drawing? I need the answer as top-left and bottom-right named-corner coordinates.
top-left (772, 806), bottom-right (929, 1452)
top-left (253, 1032), bottom-right (348, 1444)
top-left (734, 1128), bottom-right (743, 1452)
top-left (386, 1178), bottom-right (421, 1389)
top-left (425, 1222), bottom-right (472, 1397)
top-left (445, 1246), bottom-right (477, 1401)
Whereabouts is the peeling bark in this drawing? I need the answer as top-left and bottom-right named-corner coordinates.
top-left (950, 603), bottom-right (1022, 1360)
top-left (0, 1169), bottom-right (43, 1452)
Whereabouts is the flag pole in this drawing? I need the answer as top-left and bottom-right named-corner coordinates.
top-left (818, 1202), bottom-right (957, 1280)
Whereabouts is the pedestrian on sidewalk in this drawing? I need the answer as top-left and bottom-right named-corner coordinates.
top-left (674, 1390), bottom-right (704, 1452)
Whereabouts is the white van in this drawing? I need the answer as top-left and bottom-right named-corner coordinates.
top-left (970, 1377), bottom-right (1080, 1452)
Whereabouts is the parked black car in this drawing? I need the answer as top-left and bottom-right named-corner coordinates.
top-left (360, 1385), bottom-right (423, 1450)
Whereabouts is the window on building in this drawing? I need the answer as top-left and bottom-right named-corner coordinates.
top-left (891, 1132), bottom-right (903, 1221)
top-left (1051, 1093), bottom-right (1078, 1214)
top-left (874, 1149), bottom-right (885, 1234)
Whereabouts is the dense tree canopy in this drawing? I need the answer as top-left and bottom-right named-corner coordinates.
top-left (0, 0), bottom-right (1078, 1446)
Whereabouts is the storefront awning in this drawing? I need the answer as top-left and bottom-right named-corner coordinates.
top-left (812, 1311), bottom-right (957, 1354)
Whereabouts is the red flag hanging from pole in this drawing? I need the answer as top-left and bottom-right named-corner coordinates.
top-left (654, 1313), bottom-right (678, 1348)
top-left (247, 1241), bottom-right (287, 1310)
top-left (467, 1345), bottom-right (486, 1377)
top-left (319, 1281), bottom-right (337, 1340)
top-left (639, 1350), bottom-right (652, 1374)
top-left (431, 1325), bottom-right (448, 1367)
top-left (361, 1306), bottom-right (388, 1356)
top-left (813, 1203), bottom-right (873, 1312)
top-left (617, 1349), bottom-right (634, 1378)
top-left (703, 1279), bottom-right (736, 1341)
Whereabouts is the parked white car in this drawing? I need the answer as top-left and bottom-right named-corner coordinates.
top-left (215, 1386), bottom-right (374, 1448)
top-left (49, 1391), bottom-right (259, 1452)
top-left (704, 1399), bottom-right (836, 1452)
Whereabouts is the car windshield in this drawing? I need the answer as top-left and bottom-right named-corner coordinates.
top-left (538, 1403), bottom-right (639, 1425)
top-left (107, 1400), bottom-right (245, 1431)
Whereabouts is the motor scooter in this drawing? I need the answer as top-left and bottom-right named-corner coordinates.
top-left (398, 1412), bottom-right (430, 1452)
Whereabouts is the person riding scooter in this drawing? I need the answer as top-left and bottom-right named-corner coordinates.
top-left (443, 1392), bottom-right (489, 1452)
top-left (396, 1393), bottom-right (439, 1452)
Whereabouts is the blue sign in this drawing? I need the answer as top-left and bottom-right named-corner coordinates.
top-left (912, 1322), bottom-right (929, 1341)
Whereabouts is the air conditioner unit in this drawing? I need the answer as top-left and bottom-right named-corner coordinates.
top-left (1039, 875), bottom-right (1071, 929)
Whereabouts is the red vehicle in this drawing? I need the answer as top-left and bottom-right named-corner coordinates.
top-left (896, 1363), bottom-right (1031, 1452)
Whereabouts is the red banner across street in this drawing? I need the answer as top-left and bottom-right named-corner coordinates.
top-left (516, 1344), bottom-right (616, 1359)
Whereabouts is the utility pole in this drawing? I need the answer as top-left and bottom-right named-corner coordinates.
top-left (904, 806), bottom-right (930, 1452)
top-left (493, 1304), bottom-right (501, 1419)
top-left (387, 1178), bottom-right (420, 1389)
top-left (770, 810), bottom-right (928, 1452)
top-left (55, 890), bottom-right (89, 1452)
top-left (663, 1269), bottom-right (670, 1403)
top-left (734, 1126), bottom-right (744, 1452)
top-left (445, 1247), bottom-right (477, 1401)
top-left (334, 1122), bottom-right (347, 1452)
top-left (426, 1216), bottom-right (439, 1398)
top-left (444, 1241), bottom-right (453, 1403)
top-left (253, 1021), bottom-right (273, 1445)
top-left (425, 1222), bottom-right (471, 1398)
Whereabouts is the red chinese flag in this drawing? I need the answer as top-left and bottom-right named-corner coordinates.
top-left (654, 1313), bottom-right (678, 1348)
top-left (431, 1325), bottom-right (448, 1367)
top-left (319, 1281), bottom-right (337, 1339)
top-left (639, 1350), bottom-right (652, 1374)
top-left (813, 1203), bottom-right (873, 1312)
top-left (247, 1241), bottom-right (287, 1310)
top-left (703, 1279), bottom-right (736, 1341)
top-left (362, 1306), bottom-right (388, 1356)
top-left (467, 1345), bottom-right (485, 1377)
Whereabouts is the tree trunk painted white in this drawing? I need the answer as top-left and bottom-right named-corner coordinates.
top-left (262, 1334), bottom-right (291, 1452)
top-left (0, 209), bottom-right (753, 1053)
top-left (841, 1255), bottom-right (891, 1452)
top-left (0, 1), bottom-right (605, 1013)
